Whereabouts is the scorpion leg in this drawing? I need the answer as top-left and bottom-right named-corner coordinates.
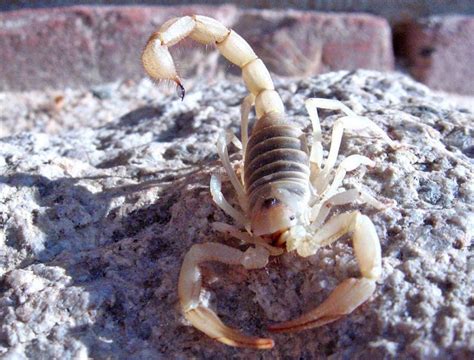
top-left (310, 187), bottom-right (387, 228)
top-left (352, 183), bottom-right (397, 209)
top-left (304, 98), bottom-right (357, 177)
top-left (228, 131), bottom-right (243, 150)
top-left (305, 99), bottom-right (324, 170)
top-left (212, 222), bottom-right (284, 256)
top-left (210, 174), bottom-right (249, 229)
top-left (179, 242), bottom-right (274, 349)
top-left (241, 94), bottom-right (255, 164)
top-left (216, 133), bottom-right (248, 212)
top-left (304, 98), bottom-right (394, 189)
top-left (316, 154), bottom-right (375, 199)
top-left (268, 211), bottom-right (381, 333)
top-left (323, 114), bottom-right (395, 174)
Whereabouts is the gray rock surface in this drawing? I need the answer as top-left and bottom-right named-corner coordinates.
top-left (0, 70), bottom-right (472, 359)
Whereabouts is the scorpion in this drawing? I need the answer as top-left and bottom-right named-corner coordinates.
top-left (142, 15), bottom-right (395, 349)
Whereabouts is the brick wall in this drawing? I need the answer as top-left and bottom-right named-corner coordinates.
top-left (0, 5), bottom-right (472, 94)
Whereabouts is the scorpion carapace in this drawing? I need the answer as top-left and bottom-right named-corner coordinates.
top-left (142, 15), bottom-right (395, 349)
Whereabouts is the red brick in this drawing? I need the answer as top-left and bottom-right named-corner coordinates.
top-left (233, 10), bottom-right (394, 77)
top-left (398, 15), bottom-right (474, 95)
top-left (0, 7), bottom-right (99, 90)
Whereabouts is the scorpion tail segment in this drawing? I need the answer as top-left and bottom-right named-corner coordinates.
top-left (142, 15), bottom-right (284, 116)
top-left (178, 243), bottom-right (273, 349)
top-left (185, 306), bottom-right (274, 349)
top-left (142, 16), bottom-right (196, 97)
top-left (141, 35), bottom-right (182, 87)
top-left (268, 278), bottom-right (376, 333)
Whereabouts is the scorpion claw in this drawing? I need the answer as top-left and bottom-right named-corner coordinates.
top-left (268, 278), bottom-right (375, 333)
top-left (179, 243), bottom-right (274, 349)
top-left (185, 306), bottom-right (274, 349)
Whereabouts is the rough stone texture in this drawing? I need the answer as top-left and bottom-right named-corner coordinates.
top-left (2, 77), bottom-right (474, 139)
top-left (0, 71), bottom-right (473, 359)
top-left (0, 6), bottom-right (394, 91)
top-left (0, 79), bottom-right (167, 137)
top-left (396, 15), bottom-right (474, 95)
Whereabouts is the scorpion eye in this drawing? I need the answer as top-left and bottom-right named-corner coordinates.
top-left (289, 216), bottom-right (295, 221)
top-left (262, 198), bottom-right (280, 209)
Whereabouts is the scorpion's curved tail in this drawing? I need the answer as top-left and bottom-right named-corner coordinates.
top-left (141, 15), bottom-right (284, 120)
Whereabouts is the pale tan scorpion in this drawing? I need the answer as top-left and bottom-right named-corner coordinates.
top-left (142, 15), bottom-right (396, 349)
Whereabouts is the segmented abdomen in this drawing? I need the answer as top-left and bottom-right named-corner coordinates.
top-left (244, 124), bottom-right (311, 211)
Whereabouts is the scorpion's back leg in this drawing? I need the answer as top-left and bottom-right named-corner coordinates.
top-left (318, 154), bottom-right (375, 199)
top-left (305, 99), bottom-right (324, 170)
top-left (305, 98), bottom-right (395, 190)
top-left (179, 243), bottom-right (274, 349)
top-left (210, 174), bottom-right (249, 230)
top-left (268, 211), bottom-right (381, 333)
top-left (241, 94), bottom-right (255, 162)
top-left (215, 134), bottom-right (248, 212)
top-left (211, 111), bottom-right (256, 231)
top-left (214, 93), bottom-right (254, 204)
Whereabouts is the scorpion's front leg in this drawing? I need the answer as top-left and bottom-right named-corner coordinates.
top-left (179, 243), bottom-right (275, 349)
top-left (268, 212), bottom-right (381, 333)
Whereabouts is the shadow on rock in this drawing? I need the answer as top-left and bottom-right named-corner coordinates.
top-left (0, 167), bottom-right (213, 358)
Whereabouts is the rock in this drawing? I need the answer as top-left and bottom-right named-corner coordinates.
top-left (396, 15), bottom-right (474, 95)
top-left (0, 70), bottom-right (472, 358)
top-left (0, 6), bottom-right (100, 89)
top-left (0, 79), bottom-right (166, 136)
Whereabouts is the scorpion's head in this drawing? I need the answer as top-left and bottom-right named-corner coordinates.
top-left (250, 184), bottom-right (311, 252)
